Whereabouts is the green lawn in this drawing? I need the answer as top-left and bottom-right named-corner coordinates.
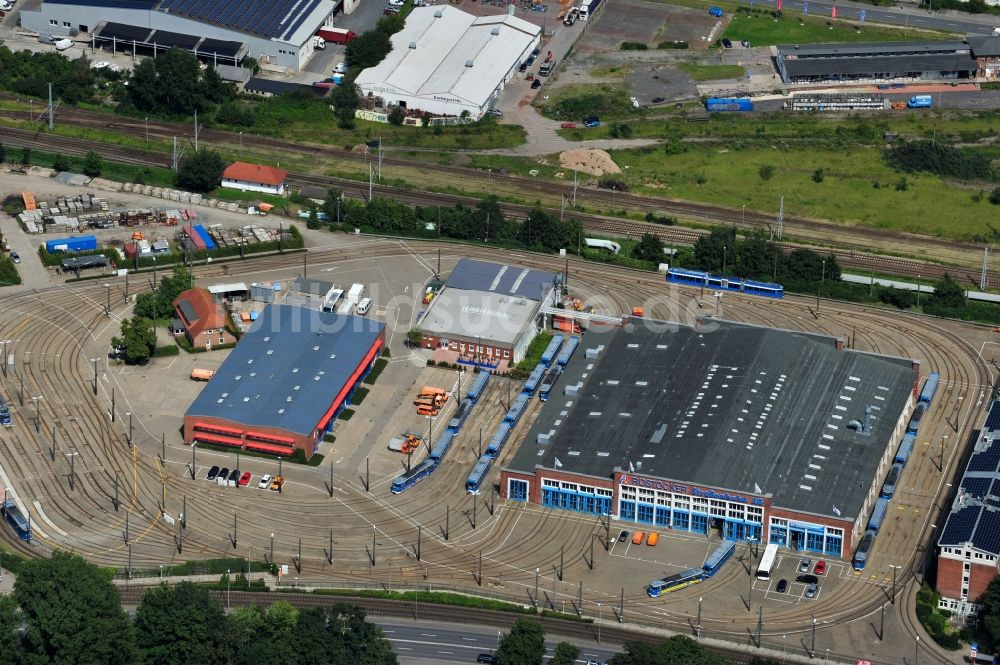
top-left (676, 63), bottom-right (745, 81)
top-left (722, 8), bottom-right (953, 45)
top-left (607, 144), bottom-right (996, 241)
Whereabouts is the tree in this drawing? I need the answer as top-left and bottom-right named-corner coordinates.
top-left (135, 582), bottom-right (226, 665)
top-left (978, 575), bottom-right (1000, 644)
top-left (632, 232), bottom-right (665, 263)
top-left (610, 635), bottom-right (730, 665)
top-left (20, 146), bottom-right (31, 166)
top-left (322, 187), bottom-right (344, 224)
top-left (496, 619), bottom-right (546, 665)
top-left (15, 551), bottom-right (135, 665)
top-left (111, 316), bottom-right (156, 364)
top-left (550, 642), bottom-right (580, 665)
top-left (287, 605), bottom-right (397, 665)
top-left (387, 105), bottom-right (405, 125)
top-left (126, 47), bottom-right (233, 116)
top-left (692, 226), bottom-right (737, 273)
top-left (758, 164), bottom-right (775, 180)
top-left (345, 30), bottom-right (392, 70)
top-left (0, 141), bottom-right (6, 164)
top-left (0, 595), bottom-right (22, 665)
top-left (989, 186), bottom-right (1000, 205)
top-left (406, 328), bottom-right (425, 347)
top-left (52, 153), bottom-right (71, 173)
top-left (812, 168), bottom-right (825, 183)
top-left (175, 149), bottom-right (225, 193)
top-left (929, 273), bottom-right (965, 309)
top-left (83, 151), bottom-right (103, 178)
top-left (331, 81), bottom-right (361, 129)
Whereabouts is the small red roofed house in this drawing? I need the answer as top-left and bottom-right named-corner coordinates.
top-left (221, 161), bottom-right (289, 195)
top-left (173, 288), bottom-right (237, 350)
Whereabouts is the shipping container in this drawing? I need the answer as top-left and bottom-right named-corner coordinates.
top-left (907, 95), bottom-right (932, 108)
top-left (45, 235), bottom-right (98, 253)
top-left (706, 98), bottom-right (753, 112)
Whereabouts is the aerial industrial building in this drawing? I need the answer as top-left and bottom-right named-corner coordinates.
top-left (501, 319), bottom-right (919, 559)
top-left (21, 0), bottom-right (342, 69)
top-left (183, 304), bottom-right (384, 459)
top-left (416, 259), bottom-right (558, 367)
top-left (355, 6), bottom-right (541, 119)
top-left (775, 40), bottom-right (979, 84)
top-left (936, 401), bottom-right (1000, 617)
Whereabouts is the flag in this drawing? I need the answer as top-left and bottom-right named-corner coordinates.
top-left (629, 461), bottom-right (635, 473)
top-left (802, 1), bottom-right (808, 14)
top-left (754, 482), bottom-right (763, 495)
top-left (832, 505), bottom-right (842, 516)
top-left (775, 0), bottom-right (781, 10)
top-left (554, 458), bottom-right (563, 468)
top-left (831, 4), bottom-right (837, 18)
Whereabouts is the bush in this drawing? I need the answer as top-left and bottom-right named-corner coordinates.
top-left (620, 42), bottom-right (648, 50)
top-left (152, 344), bottom-right (180, 357)
top-left (363, 357), bottom-right (388, 384)
top-left (83, 151), bottom-right (103, 178)
top-left (759, 164), bottom-right (776, 181)
top-left (885, 140), bottom-right (994, 180)
top-left (990, 186), bottom-right (1000, 205)
top-left (52, 154), bottom-right (71, 173)
top-left (657, 41), bottom-right (688, 49)
top-left (351, 387), bottom-right (369, 405)
top-left (338, 408), bottom-right (354, 421)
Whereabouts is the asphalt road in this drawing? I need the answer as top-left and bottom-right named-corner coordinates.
top-left (372, 618), bottom-right (621, 664)
top-left (734, 0), bottom-right (997, 34)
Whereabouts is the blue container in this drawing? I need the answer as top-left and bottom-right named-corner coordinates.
top-left (706, 98), bottom-right (753, 112)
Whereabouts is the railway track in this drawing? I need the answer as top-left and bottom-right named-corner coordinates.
top-left (0, 124), bottom-right (994, 290)
top-left (0, 237), bottom-right (986, 664)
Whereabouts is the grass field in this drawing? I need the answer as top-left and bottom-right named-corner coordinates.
top-left (722, 10), bottom-right (952, 45)
top-left (676, 62), bottom-right (745, 81)
top-left (607, 143), bottom-right (996, 241)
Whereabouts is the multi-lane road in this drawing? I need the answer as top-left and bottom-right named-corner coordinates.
top-left (372, 618), bottom-right (619, 664)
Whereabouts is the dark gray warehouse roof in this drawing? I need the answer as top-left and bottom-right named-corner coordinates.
top-left (781, 53), bottom-right (977, 78)
top-left (776, 40), bottom-right (969, 58)
top-left (968, 36), bottom-right (1000, 57)
top-left (185, 304), bottom-right (384, 436)
top-left (447, 259), bottom-right (558, 301)
top-left (938, 401), bottom-right (1000, 555)
top-left (508, 319), bottom-right (916, 520)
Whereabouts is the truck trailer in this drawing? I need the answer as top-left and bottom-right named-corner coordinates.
top-left (907, 95), bottom-right (932, 109)
top-left (317, 28), bottom-right (357, 44)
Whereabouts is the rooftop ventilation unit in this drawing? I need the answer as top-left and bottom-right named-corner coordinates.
top-left (409, 41), bottom-right (416, 49)
top-left (490, 26), bottom-right (499, 35)
top-left (434, 9), bottom-right (442, 16)
top-left (465, 59), bottom-right (474, 68)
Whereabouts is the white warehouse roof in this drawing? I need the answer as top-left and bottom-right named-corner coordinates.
top-left (356, 6), bottom-right (540, 109)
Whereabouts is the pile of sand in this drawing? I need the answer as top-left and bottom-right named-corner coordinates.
top-left (558, 149), bottom-right (621, 176)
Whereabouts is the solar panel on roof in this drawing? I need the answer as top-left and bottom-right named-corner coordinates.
top-left (98, 22), bottom-right (153, 42)
top-left (975, 510), bottom-right (1000, 554)
top-left (940, 506), bottom-right (979, 545)
top-left (969, 443), bottom-right (1000, 473)
top-left (198, 39), bottom-right (242, 58)
top-left (148, 30), bottom-right (200, 49)
top-left (986, 401), bottom-right (1000, 431)
top-left (962, 476), bottom-right (993, 497)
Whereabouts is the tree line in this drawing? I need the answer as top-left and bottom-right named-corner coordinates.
top-left (496, 618), bottom-right (782, 665)
top-left (0, 550), bottom-right (396, 665)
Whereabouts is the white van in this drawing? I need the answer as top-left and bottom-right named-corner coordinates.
top-left (356, 297), bottom-right (372, 316)
top-left (54, 38), bottom-right (74, 51)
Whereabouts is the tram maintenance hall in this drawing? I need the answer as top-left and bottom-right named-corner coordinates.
top-left (500, 318), bottom-right (919, 559)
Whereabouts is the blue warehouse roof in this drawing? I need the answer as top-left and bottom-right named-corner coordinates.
top-left (185, 304), bottom-right (384, 436)
top-left (939, 401), bottom-right (1000, 555)
top-left (446, 258), bottom-right (557, 301)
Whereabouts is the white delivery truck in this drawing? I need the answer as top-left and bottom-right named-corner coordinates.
top-left (312, 35), bottom-right (326, 50)
top-left (54, 38), bottom-right (73, 51)
top-left (347, 283), bottom-right (365, 302)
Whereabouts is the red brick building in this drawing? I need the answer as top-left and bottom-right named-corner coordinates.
top-left (935, 401), bottom-right (1000, 617)
top-left (173, 288), bottom-right (238, 350)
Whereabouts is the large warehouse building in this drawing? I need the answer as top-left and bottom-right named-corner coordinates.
top-left (21, 0), bottom-right (341, 69)
top-left (935, 400), bottom-right (1000, 618)
top-left (500, 319), bottom-right (919, 559)
top-left (775, 40), bottom-right (979, 84)
top-left (355, 6), bottom-right (541, 119)
top-left (416, 259), bottom-right (558, 367)
top-left (183, 303), bottom-right (384, 459)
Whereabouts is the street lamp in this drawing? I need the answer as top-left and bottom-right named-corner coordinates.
top-left (888, 564), bottom-right (901, 605)
top-left (104, 283), bottom-right (111, 316)
top-left (742, 204), bottom-right (746, 225)
top-left (722, 245), bottom-right (728, 275)
top-left (31, 395), bottom-right (42, 434)
top-left (226, 568), bottom-right (231, 609)
top-left (696, 597), bottom-right (703, 638)
top-left (144, 117), bottom-right (148, 147)
top-left (597, 602), bottom-right (602, 643)
top-left (90, 357), bottom-right (99, 396)
top-left (915, 635), bottom-right (920, 665)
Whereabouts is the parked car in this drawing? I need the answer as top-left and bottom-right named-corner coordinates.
top-left (228, 468), bottom-right (240, 486)
top-left (796, 574), bottom-right (818, 585)
top-left (776, 579), bottom-right (788, 593)
top-left (217, 468), bottom-right (229, 485)
top-left (814, 560), bottom-right (826, 575)
top-left (582, 116), bottom-right (600, 128)
top-left (560, 122), bottom-right (577, 129)
top-left (709, 6), bottom-right (723, 16)
top-left (476, 655), bottom-right (497, 665)
top-left (721, 37), bottom-right (733, 48)
top-left (366, 139), bottom-right (381, 148)
top-left (525, 54), bottom-right (536, 66)
top-left (531, 79), bottom-right (542, 89)
top-left (486, 108), bottom-right (502, 117)
top-left (518, 62), bottom-right (528, 72)
top-left (10, 252), bottom-right (20, 264)
top-left (383, 6), bottom-right (400, 14)
top-left (333, 62), bottom-right (348, 74)
top-left (798, 558), bottom-right (812, 573)
top-left (531, 47), bottom-right (541, 57)
top-left (258, 473), bottom-right (272, 489)
top-left (805, 583), bottom-right (819, 599)
top-left (239, 471), bottom-right (252, 487)
top-left (388, 0), bottom-right (405, 5)
top-left (206, 465), bottom-right (220, 481)
top-left (617, 530), bottom-right (629, 543)
top-left (741, 39), bottom-right (750, 47)
top-left (270, 475), bottom-right (285, 491)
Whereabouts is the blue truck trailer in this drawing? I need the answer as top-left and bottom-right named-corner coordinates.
top-left (706, 97), bottom-right (753, 112)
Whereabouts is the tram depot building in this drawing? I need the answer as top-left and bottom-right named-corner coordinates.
top-left (500, 318), bottom-right (920, 559)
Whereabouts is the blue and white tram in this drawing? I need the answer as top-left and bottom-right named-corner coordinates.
top-left (666, 268), bottom-right (784, 299)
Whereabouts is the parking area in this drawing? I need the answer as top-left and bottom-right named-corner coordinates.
top-left (607, 527), bottom-right (734, 579)
top-left (752, 553), bottom-right (850, 605)
top-left (575, 0), bottom-right (721, 53)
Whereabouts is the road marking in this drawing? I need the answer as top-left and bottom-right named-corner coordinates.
top-left (32, 500), bottom-right (69, 537)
